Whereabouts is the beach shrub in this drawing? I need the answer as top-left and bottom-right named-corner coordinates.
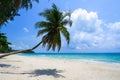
top-left (0, 32), bottom-right (11, 53)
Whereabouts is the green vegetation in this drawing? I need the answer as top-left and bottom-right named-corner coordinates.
top-left (0, 4), bottom-right (72, 58)
top-left (35, 4), bottom-right (72, 51)
top-left (0, 0), bottom-right (39, 26)
top-left (0, 32), bottom-right (11, 53)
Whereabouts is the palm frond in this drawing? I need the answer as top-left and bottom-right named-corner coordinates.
top-left (39, 9), bottom-right (51, 16)
top-left (37, 28), bottom-right (49, 37)
top-left (62, 11), bottom-right (71, 20)
top-left (35, 21), bottom-right (52, 28)
top-left (60, 26), bottom-right (70, 44)
top-left (39, 9), bottom-right (55, 23)
top-left (52, 3), bottom-right (58, 10)
top-left (40, 30), bottom-right (61, 51)
top-left (56, 32), bottom-right (61, 51)
top-left (62, 19), bottom-right (72, 26)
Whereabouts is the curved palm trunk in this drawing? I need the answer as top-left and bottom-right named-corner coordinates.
top-left (0, 41), bottom-right (42, 58)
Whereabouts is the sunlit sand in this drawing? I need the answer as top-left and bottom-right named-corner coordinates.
top-left (0, 55), bottom-right (120, 80)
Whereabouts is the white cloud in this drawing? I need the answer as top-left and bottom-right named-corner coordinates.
top-left (71, 8), bottom-right (102, 33)
top-left (23, 27), bottom-right (29, 32)
top-left (107, 22), bottom-right (120, 33)
top-left (67, 8), bottom-right (120, 51)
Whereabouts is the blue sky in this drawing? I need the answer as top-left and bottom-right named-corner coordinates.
top-left (1, 0), bottom-right (120, 53)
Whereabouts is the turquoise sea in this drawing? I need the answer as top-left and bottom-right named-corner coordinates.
top-left (19, 53), bottom-right (120, 64)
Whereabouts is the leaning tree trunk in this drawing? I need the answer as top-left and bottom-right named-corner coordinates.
top-left (0, 41), bottom-right (42, 58)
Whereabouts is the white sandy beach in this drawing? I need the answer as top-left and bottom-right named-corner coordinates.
top-left (0, 55), bottom-right (120, 80)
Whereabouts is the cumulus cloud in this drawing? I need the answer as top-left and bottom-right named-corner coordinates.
top-left (23, 27), bottom-right (29, 32)
top-left (71, 8), bottom-right (102, 33)
top-left (107, 22), bottom-right (120, 33)
top-left (68, 8), bottom-right (120, 51)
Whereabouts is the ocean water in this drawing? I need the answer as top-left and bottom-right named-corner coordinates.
top-left (19, 53), bottom-right (120, 64)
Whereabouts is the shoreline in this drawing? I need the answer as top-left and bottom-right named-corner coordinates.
top-left (19, 54), bottom-right (120, 66)
top-left (1, 55), bottom-right (120, 80)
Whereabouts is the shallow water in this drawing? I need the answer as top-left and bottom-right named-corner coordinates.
top-left (19, 53), bottom-right (120, 64)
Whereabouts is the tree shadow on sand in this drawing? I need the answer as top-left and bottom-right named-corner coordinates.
top-left (0, 64), bottom-right (11, 67)
top-left (25, 69), bottom-right (65, 78)
top-left (1, 69), bottom-right (65, 78)
top-left (0, 63), bottom-right (19, 68)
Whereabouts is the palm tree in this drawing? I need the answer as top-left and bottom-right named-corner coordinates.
top-left (0, 4), bottom-right (72, 58)
top-left (0, 0), bottom-right (39, 26)
top-left (35, 4), bottom-right (72, 51)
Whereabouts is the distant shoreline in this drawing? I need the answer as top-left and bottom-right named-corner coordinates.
top-left (19, 53), bottom-right (120, 64)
